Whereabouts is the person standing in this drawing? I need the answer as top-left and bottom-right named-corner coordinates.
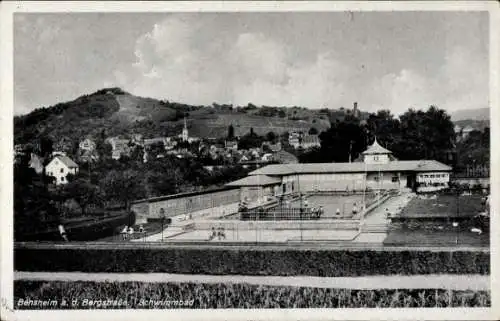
top-left (352, 203), bottom-right (358, 215)
top-left (121, 226), bottom-right (128, 240)
top-left (58, 224), bottom-right (68, 242)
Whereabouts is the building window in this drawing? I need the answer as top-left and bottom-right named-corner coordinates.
top-left (60, 168), bottom-right (64, 173)
top-left (391, 176), bottom-right (399, 182)
top-left (373, 156), bottom-right (379, 161)
top-left (373, 176), bottom-right (379, 182)
top-left (60, 176), bottom-right (65, 182)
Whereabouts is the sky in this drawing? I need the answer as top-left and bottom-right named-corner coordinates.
top-left (14, 11), bottom-right (489, 116)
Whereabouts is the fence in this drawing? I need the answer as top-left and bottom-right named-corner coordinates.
top-left (240, 207), bottom-right (323, 221)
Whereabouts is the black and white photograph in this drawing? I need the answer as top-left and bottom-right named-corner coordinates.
top-left (1, 1), bottom-right (498, 320)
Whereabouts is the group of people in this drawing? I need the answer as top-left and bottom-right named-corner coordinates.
top-left (120, 225), bottom-right (146, 240)
top-left (208, 226), bottom-right (226, 241)
top-left (310, 206), bottom-right (324, 219)
top-left (333, 203), bottom-right (359, 217)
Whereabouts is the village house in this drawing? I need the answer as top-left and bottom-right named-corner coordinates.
top-left (106, 137), bottom-right (132, 160)
top-left (29, 153), bottom-right (44, 174)
top-left (45, 155), bottom-right (79, 185)
top-left (288, 132), bottom-right (301, 149)
top-left (225, 140), bottom-right (238, 151)
top-left (249, 148), bottom-right (261, 159)
top-left (131, 134), bottom-right (144, 146)
top-left (165, 138), bottom-right (178, 150)
top-left (299, 134), bottom-right (321, 150)
top-left (288, 130), bottom-right (320, 150)
top-left (144, 137), bottom-right (167, 150)
top-left (79, 138), bottom-right (96, 152)
top-left (262, 141), bottom-right (282, 153)
top-left (261, 153), bottom-right (274, 162)
top-left (78, 138), bottom-right (99, 162)
top-left (454, 125), bottom-right (475, 141)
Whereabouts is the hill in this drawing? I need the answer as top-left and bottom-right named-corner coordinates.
top-left (453, 119), bottom-right (490, 132)
top-left (14, 88), bottom-right (331, 147)
top-left (451, 107), bottom-right (490, 121)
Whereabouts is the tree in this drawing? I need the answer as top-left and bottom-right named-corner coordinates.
top-left (394, 106), bottom-right (455, 163)
top-left (238, 133), bottom-right (265, 150)
top-left (455, 127), bottom-right (490, 170)
top-left (147, 142), bottom-right (165, 159)
top-left (101, 169), bottom-right (145, 209)
top-left (309, 127), bottom-right (318, 135)
top-left (318, 120), bottom-right (367, 162)
top-left (227, 124), bottom-right (235, 139)
top-left (14, 156), bottom-right (59, 240)
top-left (266, 131), bottom-right (276, 143)
top-left (64, 177), bottom-right (104, 216)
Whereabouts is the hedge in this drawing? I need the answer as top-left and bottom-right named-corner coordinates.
top-left (14, 247), bottom-right (490, 276)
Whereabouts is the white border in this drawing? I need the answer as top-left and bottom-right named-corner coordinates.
top-left (1, 1), bottom-right (498, 321)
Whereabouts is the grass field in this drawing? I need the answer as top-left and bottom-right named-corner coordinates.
top-left (398, 195), bottom-right (485, 218)
top-left (14, 280), bottom-right (490, 308)
top-left (383, 230), bottom-right (489, 247)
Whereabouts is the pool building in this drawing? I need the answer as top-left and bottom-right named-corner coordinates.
top-left (227, 138), bottom-right (452, 205)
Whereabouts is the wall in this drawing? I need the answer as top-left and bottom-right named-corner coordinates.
top-left (278, 172), bottom-right (409, 192)
top-left (364, 154), bottom-right (390, 165)
top-left (365, 172), bottom-right (400, 190)
top-left (280, 175), bottom-right (298, 195)
top-left (296, 173), bottom-right (365, 192)
top-left (171, 202), bottom-right (239, 223)
top-left (131, 202), bottom-right (149, 224)
top-left (135, 188), bottom-right (240, 220)
top-left (193, 220), bottom-right (360, 231)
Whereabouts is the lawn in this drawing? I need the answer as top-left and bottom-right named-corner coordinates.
top-left (383, 229), bottom-right (489, 247)
top-left (398, 195), bottom-right (485, 218)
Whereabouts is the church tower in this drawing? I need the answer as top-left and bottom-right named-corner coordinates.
top-left (182, 116), bottom-right (189, 142)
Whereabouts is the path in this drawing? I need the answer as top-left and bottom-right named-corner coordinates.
top-left (15, 272), bottom-right (490, 291)
top-left (363, 193), bottom-right (414, 224)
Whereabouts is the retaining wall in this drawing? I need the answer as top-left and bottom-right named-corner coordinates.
top-left (192, 220), bottom-right (360, 231)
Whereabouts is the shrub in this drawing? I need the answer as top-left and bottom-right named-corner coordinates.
top-left (14, 245), bottom-right (490, 276)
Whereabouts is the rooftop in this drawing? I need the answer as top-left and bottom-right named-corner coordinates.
top-left (362, 138), bottom-right (392, 155)
top-left (53, 155), bottom-right (79, 168)
top-left (249, 160), bottom-right (452, 176)
top-left (226, 175), bottom-right (282, 187)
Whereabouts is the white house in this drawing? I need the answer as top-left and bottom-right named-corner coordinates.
top-left (261, 153), bottom-right (274, 162)
top-left (45, 155), bottom-right (79, 185)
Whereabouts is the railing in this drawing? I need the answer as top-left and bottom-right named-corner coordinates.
top-left (240, 207), bottom-right (323, 221)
